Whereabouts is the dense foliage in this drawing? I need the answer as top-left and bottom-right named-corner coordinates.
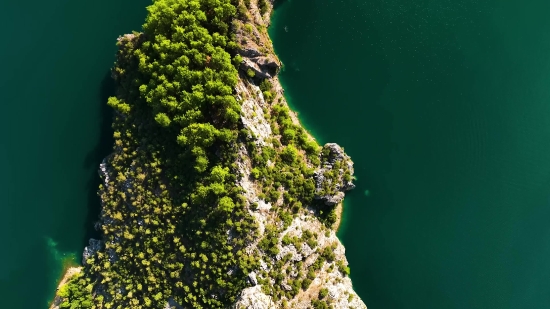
top-left (57, 273), bottom-right (94, 309)
top-left (69, 0), bottom-right (261, 308)
top-left (56, 0), bottom-right (353, 308)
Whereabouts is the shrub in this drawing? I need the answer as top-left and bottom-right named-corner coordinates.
top-left (258, 0), bottom-right (269, 15)
top-left (319, 288), bottom-right (329, 299)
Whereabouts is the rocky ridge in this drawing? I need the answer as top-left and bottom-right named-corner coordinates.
top-left (51, 1), bottom-right (367, 308)
top-left (230, 1), bottom-right (366, 308)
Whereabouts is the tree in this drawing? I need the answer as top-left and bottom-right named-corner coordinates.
top-left (319, 288), bottom-right (328, 299)
top-left (155, 113), bottom-right (171, 127)
top-left (219, 196), bottom-right (235, 212)
top-left (281, 145), bottom-right (298, 163)
top-left (107, 97), bottom-right (131, 114)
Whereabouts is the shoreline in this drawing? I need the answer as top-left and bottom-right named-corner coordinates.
top-left (269, 57), bottom-right (350, 238)
top-left (267, 11), bottom-right (352, 237)
top-left (48, 266), bottom-right (82, 309)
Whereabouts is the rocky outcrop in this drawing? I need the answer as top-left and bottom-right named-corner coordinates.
top-left (231, 2), bottom-right (366, 308)
top-left (314, 143), bottom-right (356, 206)
top-left (237, 80), bottom-right (273, 146)
top-left (240, 55), bottom-right (280, 79)
top-left (233, 286), bottom-right (276, 309)
top-left (233, 19), bottom-right (281, 80)
top-left (82, 238), bottom-right (103, 265)
top-left (238, 43), bottom-right (263, 58)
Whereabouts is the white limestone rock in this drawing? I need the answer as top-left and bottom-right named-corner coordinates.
top-left (232, 286), bottom-right (276, 309)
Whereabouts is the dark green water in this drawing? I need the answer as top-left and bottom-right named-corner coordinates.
top-left (271, 0), bottom-right (550, 308)
top-left (0, 1), bottom-right (148, 307)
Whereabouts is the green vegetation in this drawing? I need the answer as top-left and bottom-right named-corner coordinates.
top-left (319, 287), bottom-right (329, 299)
top-left (64, 0), bottom-right (261, 308)
top-left (258, 0), bottom-right (268, 15)
top-left (311, 299), bottom-right (331, 309)
top-left (57, 273), bottom-right (94, 309)
top-left (55, 0), bottom-right (354, 308)
top-left (246, 68), bottom-right (256, 78)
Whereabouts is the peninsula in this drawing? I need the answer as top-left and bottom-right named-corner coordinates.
top-left (50, 0), bottom-right (366, 308)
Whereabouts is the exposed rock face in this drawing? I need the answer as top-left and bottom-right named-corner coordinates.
top-left (248, 271), bottom-right (258, 286)
top-left (233, 286), bottom-right (276, 309)
top-left (235, 86), bottom-right (366, 307)
top-left (233, 19), bottom-right (281, 80)
top-left (240, 56), bottom-right (280, 79)
top-left (82, 238), bottom-right (103, 265)
top-left (314, 143), bottom-right (356, 206)
top-left (236, 80), bottom-right (272, 145)
top-left (80, 1), bottom-right (367, 309)
top-left (99, 156), bottom-right (111, 188)
top-left (241, 58), bottom-right (270, 79)
top-left (238, 43), bottom-right (263, 58)
top-left (231, 2), bottom-right (367, 308)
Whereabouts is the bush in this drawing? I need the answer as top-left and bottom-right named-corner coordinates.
top-left (260, 79), bottom-right (273, 92)
top-left (311, 299), bottom-right (330, 309)
top-left (247, 68), bottom-right (256, 78)
top-left (321, 244), bottom-right (336, 262)
top-left (319, 288), bottom-right (328, 299)
top-left (258, 0), bottom-right (269, 15)
top-left (337, 260), bottom-right (351, 276)
top-left (251, 167), bottom-right (261, 179)
top-left (263, 90), bottom-right (274, 103)
top-left (237, 4), bottom-right (249, 20)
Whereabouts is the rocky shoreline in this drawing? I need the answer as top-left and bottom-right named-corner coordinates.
top-left (231, 22), bottom-right (365, 305)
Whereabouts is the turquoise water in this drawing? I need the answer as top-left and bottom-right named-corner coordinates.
top-left (0, 1), bottom-right (148, 307)
top-left (271, 0), bottom-right (550, 308)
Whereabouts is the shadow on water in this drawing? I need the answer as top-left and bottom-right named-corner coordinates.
top-left (81, 71), bottom-right (115, 253)
top-left (272, 0), bottom-right (287, 10)
top-left (0, 241), bottom-right (56, 308)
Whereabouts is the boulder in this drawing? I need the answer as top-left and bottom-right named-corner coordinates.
top-left (82, 238), bottom-right (103, 265)
top-left (252, 55), bottom-right (280, 74)
top-left (240, 58), bottom-right (271, 79)
top-left (238, 43), bottom-right (263, 58)
top-left (248, 271), bottom-right (258, 286)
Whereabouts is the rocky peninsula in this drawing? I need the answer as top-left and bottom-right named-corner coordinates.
top-left (50, 1), bottom-right (366, 308)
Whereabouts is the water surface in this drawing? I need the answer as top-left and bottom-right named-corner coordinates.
top-left (0, 1), bottom-right (148, 307)
top-left (271, 0), bottom-right (550, 308)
